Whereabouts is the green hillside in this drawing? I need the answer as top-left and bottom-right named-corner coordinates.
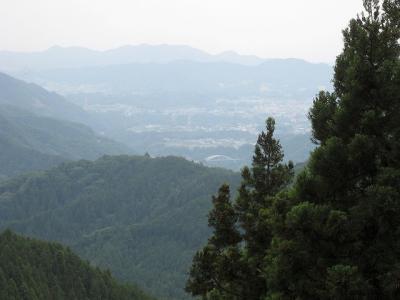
top-left (0, 71), bottom-right (132, 179)
top-left (0, 155), bottom-right (241, 299)
top-left (0, 230), bottom-right (154, 300)
top-left (0, 105), bottom-right (131, 178)
top-left (0, 71), bottom-right (86, 122)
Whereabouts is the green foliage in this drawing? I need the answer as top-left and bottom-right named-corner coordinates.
top-left (186, 118), bottom-right (293, 299)
top-left (0, 105), bottom-right (130, 178)
top-left (0, 155), bottom-right (240, 299)
top-left (208, 184), bottom-right (241, 248)
top-left (0, 229), bottom-right (154, 300)
top-left (325, 265), bottom-right (369, 300)
top-left (265, 1), bottom-right (400, 298)
top-left (188, 1), bottom-right (400, 299)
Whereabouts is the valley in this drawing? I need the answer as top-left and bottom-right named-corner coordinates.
top-left (8, 51), bottom-right (333, 170)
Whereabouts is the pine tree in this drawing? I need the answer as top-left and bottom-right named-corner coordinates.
top-left (186, 184), bottom-right (244, 299)
top-left (208, 184), bottom-right (242, 249)
top-left (188, 1), bottom-right (400, 299)
top-left (0, 230), bottom-right (154, 300)
top-left (265, 1), bottom-right (400, 298)
top-left (186, 118), bottom-right (293, 299)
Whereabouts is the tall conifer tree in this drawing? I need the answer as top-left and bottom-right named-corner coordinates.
top-left (186, 118), bottom-right (293, 299)
top-left (188, 1), bottom-right (400, 299)
top-left (265, 1), bottom-right (400, 298)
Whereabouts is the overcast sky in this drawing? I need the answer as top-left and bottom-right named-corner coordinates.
top-left (1, 0), bottom-right (363, 63)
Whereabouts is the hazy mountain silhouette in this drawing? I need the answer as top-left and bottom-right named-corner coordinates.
top-left (0, 44), bottom-right (277, 71)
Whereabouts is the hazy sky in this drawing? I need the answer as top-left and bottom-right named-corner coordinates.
top-left (2, 0), bottom-right (363, 63)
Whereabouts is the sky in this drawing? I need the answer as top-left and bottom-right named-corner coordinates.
top-left (1, 0), bottom-right (363, 63)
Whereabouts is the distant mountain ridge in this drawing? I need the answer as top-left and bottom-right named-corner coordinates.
top-left (18, 59), bottom-right (332, 97)
top-left (0, 44), bottom-right (326, 71)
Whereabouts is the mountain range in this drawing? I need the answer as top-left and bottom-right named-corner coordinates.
top-left (23, 59), bottom-right (331, 97)
top-left (0, 44), bottom-right (280, 72)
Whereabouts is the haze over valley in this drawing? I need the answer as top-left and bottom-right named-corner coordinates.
top-left (3, 45), bottom-right (333, 169)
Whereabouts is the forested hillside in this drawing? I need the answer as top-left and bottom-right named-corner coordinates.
top-left (0, 230), bottom-right (154, 300)
top-left (0, 155), bottom-right (241, 299)
top-left (0, 72), bottom-right (86, 122)
top-left (0, 105), bottom-right (131, 179)
top-left (0, 72), bottom-right (132, 179)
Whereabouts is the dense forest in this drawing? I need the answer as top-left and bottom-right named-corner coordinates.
top-left (0, 155), bottom-right (240, 299)
top-left (186, 0), bottom-right (400, 299)
top-left (0, 230), bottom-right (154, 300)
